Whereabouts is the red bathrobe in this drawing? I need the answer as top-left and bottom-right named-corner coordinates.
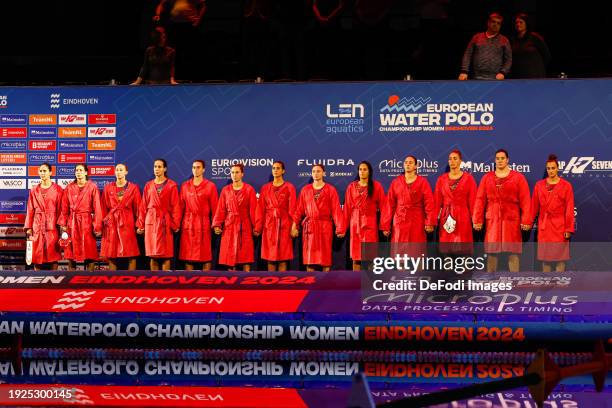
top-left (433, 172), bottom-right (477, 254)
top-left (344, 180), bottom-right (385, 261)
top-left (179, 178), bottom-right (218, 262)
top-left (59, 181), bottom-right (103, 261)
top-left (101, 182), bottom-right (141, 259)
top-left (212, 184), bottom-right (257, 266)
top-left (531, 178), bottom-right (574, 261)
top-left (255, 181), bottom-right (297, 262)
top-left (24, 183), bottom-right (64, 264)
top-left (380, 175), bottom-right (435, 257)
top-left (473, 170), bottom-right (531, 254)
top-left (137, 179), bottom-right (181, 258)
top-left (293, 183), bottom-right (345, 267)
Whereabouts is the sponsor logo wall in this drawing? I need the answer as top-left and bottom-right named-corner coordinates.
top-left (0, 82), bottom-right (610, 267)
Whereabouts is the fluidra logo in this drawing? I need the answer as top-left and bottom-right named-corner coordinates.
top-left (378, 159), bottom-right (438, 177)
top-left (325, 103), bottom-right (365, 134)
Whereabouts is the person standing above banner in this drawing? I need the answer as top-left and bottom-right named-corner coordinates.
top-left (473, 149), bottom-right (531, 272)
top-left (254, 161), bottom-right (296, 272)
top-left (179, 160), bottom-right (218, 271)
top-left (531, 154), bottom-right (575, 272)
top-left (381, 155), bottom-right (435, 259)
top-left (433, 150), bottom-right (477, 256)
top-left (292, 164), bottom-right (345, 272)
top-left (59, 164), bottom-right (104, 271)
top-left (137, 158), bottom-right (181, 271)
top-left (344, 161), bottom-right (385, 271)
top-left (212, 164), bottom-right (258, 271)
top-left (101, 163), bottom-right (141, 271)
top-left (24, 163), bottom-right (64, 270)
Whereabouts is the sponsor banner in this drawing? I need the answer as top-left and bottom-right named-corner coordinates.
top-left (58, 139), bottom-right (86, 151)
top-left (0, 95), bottom-right (6, 108)
top-left (28, 178), bottom-right (57, 189)
top-left (0, 166), bottom-right (26, 177)
top-left (0, 226), bottom-right (25, 238)
top-left (58, 153), bottom-right (86, 164)
top-left (460, 161), bottom-right (531, 174)
top-left (0, 127), bottom-right (27, 138)
top-left (58, 127), bottom-right (86, 138)
top-left (210, 158), bottom-right (276, 180)
top-left (58, 114), bottom-right (87, 125)
top-left (56, 166), bottom-right (75, 177)
top-left (0, 239), bottom-right (26, 251)
top-left (0, 213), bottom-right (25, 224)
top-left (88, 113), bottom-right (117, 124)
top-left (0, 200), bottom-right (26, 212)
top-left (28, 166), bottom-right (56, 176)
top-left (29, 127), bottom-right (57, 138)
top-left (0, 140), bottom-right (27, 151)
top-left (0, 114), bottom-right (27, 125)
top-left (89, 178), bottom-right (115, 189)
top-left (0, 385), bottom-right (304, 407)
top-left (0, 252), bottom-right (25, 263)
top-left (325, 103), bottom-right (365, 134)
top-left (88, 126), bottom-right (116, 138)
top-left (28, 153), bottom-right (57, 164)
top-left (0, 289), bottom-right (308, 312)
top-left (88, 139), bottom-right (116, 150)
top-left (0, 153), bottom-right (27, 164)
top-left (29, 114), bottom-right (57, 125)
top-left (558, 156), bottom-right (612, 177)
top-left (88, 166), bottom-right (114, 177)
top-left (377, 158), bottom-right (439, 178)
top-left (0, 179), bottom-right (26, 190)
top-left (28, 139), bottom-right (57, 151)
top-left (57, 179), bottom-right (73, 188)
top-left (0, 264), bottom-right (22, 270)
top-left (87, 152), bottom-right (115, 164)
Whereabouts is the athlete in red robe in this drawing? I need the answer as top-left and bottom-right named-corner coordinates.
top-left (531, 155), bottom-right (574, 271)
top-left (433, 151), bottom-right (477, 255)
top-left (344, 161), bottom-right (385, 270)
top-left (58, 164), bottom-right (103, 271)
top-left (24, 163), bottom-right (63, 269)
top-left (136, 159), bottom-right (181, 271)
top-left (100, 164), bottom-right (141, 270)
top-left (254, 161), bottom-right (296, 271)
top-left (212, 164), bottom-right (257, 270)
top-left (473, 149), bottom-right (531, 272)
top-left (380, 156), bottom-right (435, 259)
top-left (292, 165), bottom-right (345, 271)
top-left (179, 160), bottom-right (219, 270)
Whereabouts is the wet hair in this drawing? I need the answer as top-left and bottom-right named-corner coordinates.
top-left (515, 13), bottom-right (530, 31)
top-left (39, 162), bottom-right (52, 172)
top-left (115, 163), bottom-right (128, 171)
top-left (273, 160), bottom-right (286, 170)
top-left (495, 149), bottom-right (509, 159)
top-left (355, 161), bottom-right (375, 197)
top-left (231, 163), bottom-right (245, 173)
top-left (154, 158), bottom-right (168, 176)
top-left (193, 159), bottom-right (205, 168)
top-left (546, 154), bottom-right (559, 167)
top-left (312, 164), bottom-right (325, 172)
top-left (74, 163), bottom-right (88, 182)
top-left (449, 150), bottom-right (463, 160)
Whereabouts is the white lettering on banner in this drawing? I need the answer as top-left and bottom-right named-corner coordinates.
top-left (210, 158), bottom-right (274, 167)
top-left (296, 159), bottom-right (355, 166)
top-left (144, 361), bottom-right (283, 376)
top-left (144, 324), bottom-right (284, 339)
top-left (289, 326), bottom-right (359, 340)
top-left (326, 104), bottom-right (364, 118)
top-left (0, 166), bottom-right (26, 177)
top-left (0, 275), bottom-right (65, 284)
top-left (28, 322), bottom-right (140, 337)
top-left (0, 179), bottom-right (26, 189)
top-left (29, 360), bottom-right (139, 376)
top-left (100, 392), bottom-right (223, 401)
top-left (289, 362), bottom-right (359, 376)
top-left (101, 296), bottom-right (223, 305)
top-left (0, 321), bottom-right (24, 334)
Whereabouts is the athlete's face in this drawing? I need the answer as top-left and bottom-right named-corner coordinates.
top-left (192, 162), bottom-right (204, 178)
top-left (75, 165), bottom-right (87, 181)
top-left (153, 160), bottom-right (166, 177)
top-left (38, 165), bottom-right (51, 181)
top-left (231, 166), bottom-right (243, 182)
top-left (495, 152), bottom-right (508, 170)
top-left (311, 166), bottom-right (324, 181)
top-left (115, 164), bottom-right (127, 180)
top-left (404, 156), bottom-right (417, 173)
top-left (546, 161), bottom-right (559, 178)
top-left (448, 153), bottom-right (462, 170)
top-left (358, 164), bottom-right (369, 180)
top-left (271, 163), bottom-right (285, 178)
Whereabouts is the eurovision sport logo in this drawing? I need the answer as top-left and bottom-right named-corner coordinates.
top-left (379, 95), bottom-right (494, 133)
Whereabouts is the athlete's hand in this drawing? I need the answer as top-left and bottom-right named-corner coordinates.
top-left (383, 230), bottom-right (391, 237)
top-left (253, 229), bottom-right (260, 237)
top-left (214, 227), bottom-right (222, 235)
top-left (520, 224), bottom-right (531, 231)
top-left (425, 225), bottom-right (434, 233)
top-left (473, 223), bottom-right (482, 231)
top-left (137, 228), bottom-right (144, 235)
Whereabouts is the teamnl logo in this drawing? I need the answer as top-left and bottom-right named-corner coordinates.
top-left (559, 156), bottom-right (612, 176)
top-left (325, 103), bottom-right (365, 134)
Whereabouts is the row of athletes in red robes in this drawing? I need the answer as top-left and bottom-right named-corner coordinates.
top-left (24, 150), bottom-right (574, 272)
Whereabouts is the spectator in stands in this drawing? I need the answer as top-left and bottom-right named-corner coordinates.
top-left (511, 13), bottom-right (550, 78)
top-left (132, 27), bottom-right (177, 85)
top-left (459, 12), bottom-right (511, 80)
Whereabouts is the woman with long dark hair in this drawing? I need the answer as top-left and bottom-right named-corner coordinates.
top-left (531, 154), bottom-right (574, 271)
top-left (511, 13), bottom-right (550, 78)
top-left (344, 161), bottom-right (385, 271)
